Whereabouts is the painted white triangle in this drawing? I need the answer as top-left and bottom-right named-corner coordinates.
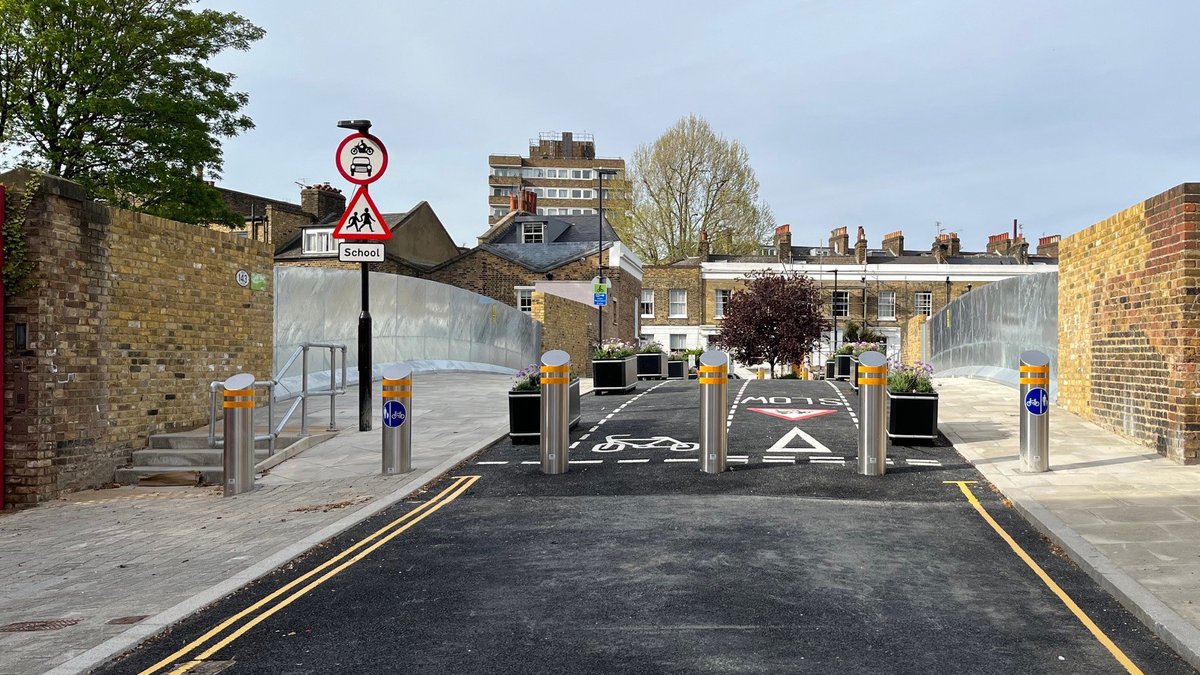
top-left (748, 408), bottom-right (837, 422)
top-left (766, 427), bottom-right (833, 454)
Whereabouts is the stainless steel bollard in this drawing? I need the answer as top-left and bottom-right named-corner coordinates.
top-left (1019, 350), bottom-right (1051, 473)
top-left (856, 352), bottom-right (888, 476)
top-left (382, 364), bottom-right (412, 475)
top-left (698, 351), bottom-right (728, 474)
top-left (222, 372), bottom-right (256, 497)
top-left (540, 350), bottom-right (571, 475)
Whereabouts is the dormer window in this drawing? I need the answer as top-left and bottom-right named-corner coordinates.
top-left (522, 222), bottom-right (545, 244)
top-left (302, 227), bottom-right (336, 255)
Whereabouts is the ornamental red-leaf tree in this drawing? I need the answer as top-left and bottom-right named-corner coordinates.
top-left (712, 269), bottom-right (830, 377)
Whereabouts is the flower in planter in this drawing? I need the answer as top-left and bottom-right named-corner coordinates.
top-left (512, 363), bottom-right (577, 391)
top-left (835, 344), bottom-right (855, 356)
top-left (639, 341), bottom-right (664, 354)
top-left (668, 350), bottom-right (687, 361)
top-left (888, 360), bottom-right (935, 393)
top-left (593, 338), bottom-right (637, 360)
top-left (851, 341), bottom-right (884, 357)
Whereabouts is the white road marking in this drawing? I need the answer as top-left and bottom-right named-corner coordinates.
top-left (763, 457), bottom-right (796, 463)
top-left (589, 426), bottom-right (599, 432)
top-left (665, 458), bottom-right (698, 463)
top-left (727, 457), bottom-right (749, 463)
top-left (824, 380), bottom-right (858, 430)
top-left (580, 434), bottom-right (590, 440)
top-left (569, 442), bottom-right (580, 449)
top-left (521, 461), bottom-right (540, 465)
top-left (571, 459), bottom-right (603, 464)
top-left (727, 454), bottom-right (749, 459)
top-left (766, 448), bottom-right (832, 454)
top-left (476, 461), bottom-right (509, 465)
top-left (617, 458), bottom-right (651, 464)
top-left (906, 459), bottom-right (942, 466)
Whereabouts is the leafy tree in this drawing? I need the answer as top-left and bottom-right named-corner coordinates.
top-left (0, 0), bottom-right (264, 226)
top-left (713, 270), bottom-right (830, 377)
top-left (623, 114), bottom-right (774, 264)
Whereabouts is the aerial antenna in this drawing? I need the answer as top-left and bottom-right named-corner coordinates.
top-left (935, 220), bottom-right (944, 237)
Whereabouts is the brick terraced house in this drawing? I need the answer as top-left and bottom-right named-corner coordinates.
top-left (640, 223), bottom-right (1058, 367)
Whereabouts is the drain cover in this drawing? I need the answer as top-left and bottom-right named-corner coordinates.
top-left (0, 618), bottom-right (81, 632)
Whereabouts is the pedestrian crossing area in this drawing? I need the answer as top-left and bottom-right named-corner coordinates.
top-left (474, 456), bottom-right (944, 468)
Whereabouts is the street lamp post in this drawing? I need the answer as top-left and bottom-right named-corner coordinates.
top-left (596, 168), bottom-right (618, 344)
top-left (337, 118), bottom-right (374, 431)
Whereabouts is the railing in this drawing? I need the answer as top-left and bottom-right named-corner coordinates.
top-left (208, 342), bottom-right (348, 453)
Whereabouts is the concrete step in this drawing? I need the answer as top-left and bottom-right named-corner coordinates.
top-left (130, 448), bottom-right (271, 467)
top-left (148, 434), bottom-right (299, 450)
top-left (114, 466), bottom-right (224, 486)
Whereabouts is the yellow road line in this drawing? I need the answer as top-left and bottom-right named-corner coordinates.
top-left (140, 475), bottom-right (479, 675)
top-left (944, 480), bottom-right (1143, 674)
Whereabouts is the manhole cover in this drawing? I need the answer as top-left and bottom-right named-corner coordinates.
top-left (106, 615), bottom-right (150, 625)
top-left (0, 618), bottom-right (81, 632)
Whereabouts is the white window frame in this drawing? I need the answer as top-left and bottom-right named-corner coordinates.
top-left (522, 222), bottom-right (544, 244)
top-left (302, 227), bottom-right (336, 255)
top-left (714, 289), bottom-right (731, 319)
top-left (669, 333), bottom-right (687, 351)
top-left (515, 287), bottom-right (534, 313)
top-left (915, 291), bottom-right (933, 316)
top-left (878, 290), bottom-right (896, 320)
top-left (640, 289), bottom-right (655, 317)
top-left (668, 289), bottom-right (688, 318)
top-left (832, 290), bottom-right (850, 318)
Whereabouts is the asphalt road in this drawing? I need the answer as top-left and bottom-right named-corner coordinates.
top-left (102, 379), bottom-right (1196, 674)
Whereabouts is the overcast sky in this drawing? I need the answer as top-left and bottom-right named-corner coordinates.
top-left (202, 0), bottom-right (1200, 252)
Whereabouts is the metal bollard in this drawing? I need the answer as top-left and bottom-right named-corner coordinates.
top-left (382, 364), bottom-right (412, 475)
top-left (540, 350), bottom-right (571, 474)
top-left (698, 350), bottom-right (729, 474)
top-left (856, 352), bottom-right (888, 476)
top-left (1019, 350), bottom-right (1051, 473)
top-left (222, 372), bottom-right (256, 497)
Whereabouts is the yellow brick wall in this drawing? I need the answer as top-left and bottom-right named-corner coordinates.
top-left (3, 172), bottom-right (274, 506)
top-left (531, 291), bottom-right (597, 378)
top-left (1058, 184), bottom-right (1200, 464)
top-left (903, 315), bottom-right (926, 366)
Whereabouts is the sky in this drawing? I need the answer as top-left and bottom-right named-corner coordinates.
top-left (201, 0), bottom-right (1200, 251)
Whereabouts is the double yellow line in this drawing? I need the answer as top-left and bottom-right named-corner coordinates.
top-left (141, 475), bottom-right (482, 675)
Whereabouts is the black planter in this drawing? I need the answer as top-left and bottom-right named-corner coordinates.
top-left (887, 390), bottom-right (939, 444)
top-left (667, 360), bottom-right (686, 379)
top-left (835, 354), bottom-right (853, 381)
top-left (636, 352), bottom-right (668, 380)
top-left (825, 360), bottom-right (835, 379)
top-left (849, 358), bottom-right (859, 393)
top-left (593, 356), bottom-right (637, 394)
top-left (508, 379), bottom-right (582, 443)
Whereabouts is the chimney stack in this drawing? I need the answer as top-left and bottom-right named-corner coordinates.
top-left (829, 226), bottom-right (849, 255)
top-left (987, 232), bottom-right (1011, 256)
top-left (932, 232), bottom-right (959, 260)
top-left (1037, 234), bottom-right (1060, 258)
top-left (776, 224), bottom-right (792, 263)
top-left (301, 182), bottom-right (346, 221)
top-left (698, 229), bottom-right (711, 259)
top-left (882, 230), bottom-right (904, 257)
top-left (1012, 238), bottom-right (1030, 264)
top-left (854, 226), bottom-right (868, 265)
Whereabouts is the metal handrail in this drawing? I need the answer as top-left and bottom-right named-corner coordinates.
top-left (208, 342), bottom-right (348, 453)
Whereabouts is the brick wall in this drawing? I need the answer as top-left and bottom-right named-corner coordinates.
top-left (2, 171), bottom-right (274, 507)
top-left (276, 256), bottom-right (426, 278)
top-left (642, 265), bottom-right (704, 325)
top-left (903, 315), bottom-right (927, 365)
top-left (530, 291), bottom-right (597, 377)
top-left (1058, 183), bottom-right (1200, 464)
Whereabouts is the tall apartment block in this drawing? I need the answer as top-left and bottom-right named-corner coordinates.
top-left (488, 131), bottom-right (629, 224)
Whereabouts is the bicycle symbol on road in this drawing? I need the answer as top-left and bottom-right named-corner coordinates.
top-left (591, 434), bottom-right (698, 453)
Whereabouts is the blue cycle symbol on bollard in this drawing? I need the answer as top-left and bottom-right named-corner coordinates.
top-left (1024, 387), bottom-right (1048, 416)
top-left (383, 400), bottom-right (407, 428)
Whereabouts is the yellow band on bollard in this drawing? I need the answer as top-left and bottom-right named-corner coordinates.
top-left (1019, 377), bottom-right (1048, 385)
top-left (699, 377), bottom-right (726, 384)
top-left (699, 366), bottom-right (727, 374)
top-left (858, 377), bottom-right (887, 386)
top-left (857, 364), bottom-right (887, 374)
top-left (541, 377), bottom-right (570, 385)
top-left (382, 377), bottom-right (411, 386)
top-left (540, 365), bottom-right (570, 374)
top-left (1019, 365), bottom-right (1049, 373)
top-left (382, 391), bottom-right (412, 399)
top-left (223, 391), bottom-right (253, 409)
top-left (224, 401), bottom-right (254, 408)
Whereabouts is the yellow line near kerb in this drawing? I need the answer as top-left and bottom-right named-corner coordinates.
top-left (141, 475), bottom-right (482, 675)
top-left (944, 481), bottom-right (1143, 675)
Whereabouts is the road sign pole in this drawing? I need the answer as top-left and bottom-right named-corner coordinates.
top-left (359, 256), bottom-right (372, 431)
top-left (1019, 350), bottom-right (1050, 472)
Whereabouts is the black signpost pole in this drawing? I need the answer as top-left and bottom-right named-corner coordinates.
top-left (338, 119), bottom-right (375, 431)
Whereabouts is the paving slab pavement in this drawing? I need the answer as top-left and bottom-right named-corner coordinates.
top-left (0, 372), bottom-right (531, 675)
top-left (936, 376), bottom-right (1200, 670)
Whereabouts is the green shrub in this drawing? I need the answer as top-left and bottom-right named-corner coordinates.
top-left (888, 361), bottom-right (935, 393)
